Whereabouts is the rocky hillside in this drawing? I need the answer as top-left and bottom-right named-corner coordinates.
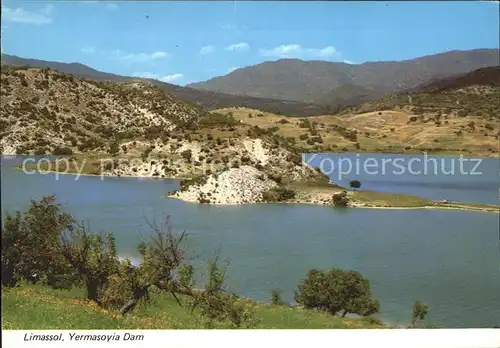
top-left (2, 67), bottom-right (328, 204)
top-left (345, 66), bottom-right (500, 121)
top-left (0, 66), bottom-right (215, 155)
top-left (188, 49), bottom-right (500, 106)
top-left (1, 54), bottom-right (327, 117)
top-left (216, 99), bottom-right (499, 157)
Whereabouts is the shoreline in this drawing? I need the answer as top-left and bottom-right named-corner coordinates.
top-left (302, 150), bottom-right (500, 159)
top-left (166, 195), bottom-right (500, 213)
top-left (12, 165), bottom-right (500, 214)
top-left (4, 150), bottom-right (499, 159)
top-left (13, 166), bottom-right (185, 181)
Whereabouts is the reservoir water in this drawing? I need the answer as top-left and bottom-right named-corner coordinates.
top-left (1, 154), bottom-right (499, 328)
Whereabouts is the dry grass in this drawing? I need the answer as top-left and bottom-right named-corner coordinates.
top-left (217, 107), bottom-right (499, 157)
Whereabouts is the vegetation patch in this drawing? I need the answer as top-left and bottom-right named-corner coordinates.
top-left (261, 187), bottom-right (296, 202)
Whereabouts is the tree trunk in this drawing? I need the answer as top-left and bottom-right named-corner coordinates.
top-left (119, 284), bottom-right (150, 316)
top-left (86, 277), bottom-right (100, 305)
top-left (341, 309), bottom-right (347, 318)
top-left (1, 263), bottom-right (17, 287)
top-left (120, 299), bottom-right (139, 316)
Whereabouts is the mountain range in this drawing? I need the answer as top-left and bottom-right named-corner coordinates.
top-left (188, 49), bottom-right (499, 106)
top-left (2, 48), bottom-right (499, 116)
top-left (1, 54), bottom-right (327, 117)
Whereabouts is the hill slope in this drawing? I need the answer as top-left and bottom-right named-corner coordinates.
top-left (0, 66), bottom-right (210, 155)
top-left (2, 67), bottom-right (329, 204)
top-left (411, 66), bottom-right (500, 93)
top-left (187, 49), bottom-right (500, 105)
top-left (2, 284), bottom-right (383, 329)
top-left (1, 54), bottom-right (328, 117)
top-left (346, 66), bottom-right (500, 120)
top-left (216, 65), bottom-right (500, 157)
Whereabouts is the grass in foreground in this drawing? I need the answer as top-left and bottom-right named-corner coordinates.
top-left (2, 284), bottom-right (384, 330)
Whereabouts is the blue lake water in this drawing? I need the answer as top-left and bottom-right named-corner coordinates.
top-left (1, 154), bottom-right (499, 328)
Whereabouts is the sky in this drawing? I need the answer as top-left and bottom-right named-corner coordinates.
top-left (2, 1), bottom-right (499, 86)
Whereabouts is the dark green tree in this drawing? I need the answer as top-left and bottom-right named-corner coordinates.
top-left (271, 289), bottom-right (286, 306)
top-left (294, 268), bottom-right (380, 317)
top-left (411, 300), bottom-right (428, 327)
top-left (1, 195), bottom-right (76, 287)
top-left (349, 180), bottom-right (361, 189)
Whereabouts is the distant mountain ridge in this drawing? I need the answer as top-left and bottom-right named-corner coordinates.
top-left (412, 66), bottom-right (500, 93)
top-left (187, 49), bottom-right (500, 106)
top-left (1, 54), bottom-right (328, 117)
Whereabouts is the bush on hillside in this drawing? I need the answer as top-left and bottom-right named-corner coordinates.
top-left (1, 196), bottom-right (76, 288)
top-left (332, 191), bottom-right (349, 207)
top-left (294, 268), bottom-right (380, 317)
top-left (349, 180), bottom-right (361, 189)
top-left (261, 187), bottom-right (296, 202)
top-left (181, 149), bottom-right (192, 162)
top-left (53, 146), bottom-right (74, 156)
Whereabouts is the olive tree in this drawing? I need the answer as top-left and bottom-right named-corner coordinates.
top-left (1, 195), bottom-right (76, 287)
top-left (294, 267), bottom-right (380, 317)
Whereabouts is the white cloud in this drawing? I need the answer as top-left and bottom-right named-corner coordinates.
top-left (260, 44), bottom-right (301, 58)
top-left (81, 46), bottom-right (96, 55)
top-left (161, 73), bottom-right (183, 83)
top-left (225, 42), bottom-right (250, 52)
top-left (200, 45), bottom-right (215, 55)
top-left (110, 50), bottom-right (169, 63)
top-left (343, 60), bottom-right (355, 64)
top-left (227, 67), bottom-right (240, 74)
top-left (105, 3), bottom-right (119, 10)
top-left (78, 47), bottom-right (170, 63)
top-left (311, 46), bottom-right (338, 58)
top-left (3, 4), bottom-right (55, 25)
top-left (260, 44), bottom-right (341, 59)
top-left (133, 72), bottom-right (183, 83)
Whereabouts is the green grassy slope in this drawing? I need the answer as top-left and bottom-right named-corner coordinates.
top-left (2, 284), bottom-right (384, 330)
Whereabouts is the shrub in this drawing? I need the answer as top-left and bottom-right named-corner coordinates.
top-left (268, 173), bottom-right (282, 184)
top-left (349, 180), bottom-right (361, 189)
top-left (181, 149), bottom-right (193, 161)
top-left (141, 147), bottom-right (153, 162)
top-left (1, 196), bottom-right (77, 287)
top-left (271, 289), bottom-right (286, 306)
top-left (411, 300), bottom-right (429, 328)
top-left (332, 191), bottom-right (349, 207)
top-left (53, 146), bottom-right (73, 156)
top-left (294, 267), bottom-right (380, 317)
top-left (34, 148), bottom-right (47, 155)
top-left (261, 187), bottom-right (296, 202)
top-left (108, 141), bottom-right (120, 156)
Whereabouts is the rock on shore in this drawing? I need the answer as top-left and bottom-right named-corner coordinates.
top-left (170, 165), bottom-right (278, 204)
